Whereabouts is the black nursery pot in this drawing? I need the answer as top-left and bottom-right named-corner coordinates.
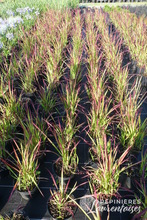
top-left (48, 194), bottom-right (77, 220)
top-left (17, 186), bottom-right (37, 201)
top-left (16, 178), bottom-right (40, 200)
top-left (52, 157), bottom-right (77, 183)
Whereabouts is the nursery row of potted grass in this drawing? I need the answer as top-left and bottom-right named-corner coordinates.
top-left (47, 11), bottom-right (85, 219)
top-left (82, 11), bottom-right (128, 219)
top-left (50, 9), bottom-right (84, 179)
top-left (0, 9), bottom-right (72, 157)
top-left (0, 7), bottom-right (147, 220)
top-left (107, 7), bottom-right (147, 81)
top-left (0, 8), bottom-right (72, 171)
top-left (83, 9), bottom-right (147, 219)
top-left (84, 10), bottom-right (113, 159)
top-left (0, 9), bottom-right (84, 220)
top-left (93, 9), bottom-right (146, 152)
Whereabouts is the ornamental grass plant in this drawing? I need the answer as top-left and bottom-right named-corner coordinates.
top-left (1, 140), bottom-right (42, 195)
top-left (61, 79), bottom-right (80, 120)
top-left (37, 81), bottom-right (59, 116)
top-left (19, 108), bottom-right (47, 158)
top-left (85, 11), bottom-right (106, 103)
top-left (1, 55), bottom-right (20, 81)
top-left (86, 70), bottom-right (107, 105)
top-left (84, 11), bottom-right (120, 161)
top-left (118, 78), bottom-right (147, 151)
top-left (94, 10), bottom-right (129, 103)
top-left (68, 9), bottom-right (83, 84)
top-left (0, 82), bottom-right (23, 126)
top-left (34, 111), bottom-right (80, 177)
top-left (17, 26), bottom-right (48, 95)
top-left (108, 7), bottom-right (147, 75)
top-left (87, 93), bottom-right (116, 143)
top-left (34, 9), bottom-right (72, 99)
top-left (49, 119), bottom-right (79, 176)
top-left (52, 75), bottom-right (81, 176)
top-left (20, 56), bottom-right (38, 95)
top-left (85, 11), bottom-right (101, 78)
top-left (86, 136), bottom-right (132, 199)
top-left (48, 169), bottom-right (78, 219)
top-left (0, 82), bottom-right (24, 155)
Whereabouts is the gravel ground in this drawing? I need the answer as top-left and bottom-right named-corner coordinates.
top-left (79, 3), bottom-right (147, 17)
top-left (123, 5), bottom-right (147, 17)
